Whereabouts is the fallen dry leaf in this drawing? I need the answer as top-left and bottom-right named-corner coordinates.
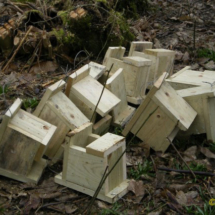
top-left (168, 184), bottom-right (192, 192)
top-left (22, 194), bottom-right (40, 214)
top-left (148, 211), bottom-right (162, 215)
top-left (166, 190), bottom-right (179, 205)
top-left (198, 57), bottom-right (210, 65)
top-left (200, 147), bottom-right (215, 159)
top-left (55, 193), bottom-right (78, 202)
top-left (128, 180), bottom-right (146, 197)
top-left (210, 187), bottom-right (215, 195)
top-left (39, 192), bottom-right (61, 199)
top-left (185, 191), bottom-right (198, 199)
top-left (182, 51), bottom-right (190, 63)
top-left (96, 200), bottom-right (109, 209)
top-left (126, 154), bottom-right (143, 166)
top-left (155, 172), bottom-right (166, 189)
top-left (29, 61), bottom-right (59, 74)
top-left (138, 142), bottom-right (151, 158)
top-left (65, 204), bottom-right (78, 214)
top-left (183, 146), bottom-right (197, 162)
top-left (176, 190), bottom-right (187, 205)
top-left (47, 203), bottom-right (65, 213)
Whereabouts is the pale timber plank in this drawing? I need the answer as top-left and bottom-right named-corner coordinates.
top-left (63, 122), bottom-right (93, 179)
top-left (128, 41), bottom-right (153, 56)
top-left (65, 64), bottom-right (90, 96)
top-left (34, 80), bottom-right (65, 116)
top-left (93, 115), bottom-right (112, 135)
top-left (9, 109), bottom-right (52, 142)
top-left (87, 133), bottom-right (100, 144)
top-left (107, 145), bottom-right (125, 192)
top-left (0, 159), bottom-right (47, 184)
top-left (166, 69), bottom-right (215, 90)
top-left (0, 127), bottom-right (40, 175)
top-left (103, 47), bottom-right (126, 64)
top-left (89, 61), bottom-right (106, 80)
top-left (8, 109), bottom-right (57, 161)
top-left (151, 81), bottom-right (197, 131)
top-left (0, 98), bottom-right (22, 142)
top-left (68, 92), bottom-right (96, 122)
top-left (55, 173), bottom-right (129, 203)
top-left (47, 92), bottom-right (89, 129)
top-left (205, 97), bottom-right (215, 141)
top-left (39, 105), bottom-right (70, 158)
top-left (177, 87), bottom-right (215, 136)
top-left (86, 133), bottom-right (125, 157)
top-left (5, 98), bottom-right (22, 117)
top-left (106, 68), bottom-right (136, 126)
top-left (71, 76), bottom-right (120, 117)
top-left (66, 145), bottom-right (107, 194)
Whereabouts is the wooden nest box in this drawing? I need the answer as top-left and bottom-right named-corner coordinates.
top-left (55, 122), bottom-right (129, 203)
top-left (0, 98), bottom-right (56, 183)
top-left (65, 64), bottom-right (119, 135)
top-left (177, 86), bottom-right (215, 141)
top-left (166, 66), bottom-right (215, 90)
top-left (129, 41), bottom-right (175, 89)
top-left (103, 47), bottom-right (152, 104)
top-left (34, 80), bottom-right (89, 162)
top-left (122, 73), bottom-right (197, 152)
top-left (65, 64), bottom-right (120, 118)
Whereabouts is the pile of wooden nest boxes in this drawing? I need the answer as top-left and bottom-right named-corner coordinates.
top-left (1, 41), bottom-right (215, 203)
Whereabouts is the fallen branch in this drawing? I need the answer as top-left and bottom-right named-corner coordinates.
top-left (157, 167), bottom-right (215, 177)
top-left (7, 0), bottom-right (24, 13)
top-left (167, 137), bottom-right (196, 179)
top-left (2, 26), bottom-right (33, 73)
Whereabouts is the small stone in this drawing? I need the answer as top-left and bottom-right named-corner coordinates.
top-left (175, 51), bottom-right (183, 61)
top-left (182, 52), bottom-right (190, 63)
top-left (204, 60), bottom-right (215, 70)
top-left (153, 23), bottom-right (160, 28)
top-left (191, 63), bottom-right (199, 70)
top-left (154, 38), bottom-right (161, 48)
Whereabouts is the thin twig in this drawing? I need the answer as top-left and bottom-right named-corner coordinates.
top-left (7, 0), bottom-right (24, 13)
top-left (203, 183), bottom-right (213, 199)
top-left (2, 26), bottom-right (33, 73)
top-left (167, 137), bottom-right (196, 179)
top-left (90, 63), bottom-right (114, 122)
top-left (83, 166), bottom-right (109, 214)
top-left (193, 19), bottom-right (196, 50)
top-left (158, 167), bottom-right (215, 177)
top-left (150, 155), bottom-right (157, 172)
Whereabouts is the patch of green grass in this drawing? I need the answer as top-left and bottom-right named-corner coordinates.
top-left (185, 202), bottom-right (215, 215)
top-left (187, 162), bottom-right (207, 172)
top-left (0, 85), bottom-right (9, 95)
top-left (197, 48), bottom-right (215, 61)
top-left (101, 202), bottom-right (122, 215)
top-left (113, 126), bottom-right (123, 135)
top-left (22, 98), bottom-right (39, 110)
top-left (130, 160), bottom-right (154, 180)
top-left (209, 142), bottom-right (215, 153)
top-left (0, 205), bottom-right (5, 214)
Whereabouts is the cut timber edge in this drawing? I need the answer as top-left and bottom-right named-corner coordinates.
top-left (55, 173), bottom-right (129, 203)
